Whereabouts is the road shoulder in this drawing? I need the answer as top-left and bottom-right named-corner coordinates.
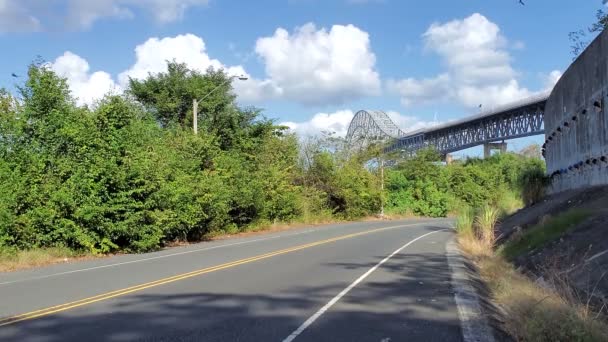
top-left (446, 240), bottom-right (497, 342)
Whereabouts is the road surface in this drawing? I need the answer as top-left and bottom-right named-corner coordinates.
top-left (0, 219), bottom-right (463, 341)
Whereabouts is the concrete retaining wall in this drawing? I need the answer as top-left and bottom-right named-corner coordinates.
top-left (544, 29), bottom-right (608, 193)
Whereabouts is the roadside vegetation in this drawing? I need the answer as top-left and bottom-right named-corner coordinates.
top-left (0, 61), bottom-right (551, 270)
top-left (457, 203), bottom-right (608, 340)
top-left (384, 148), bottom-right (544, 218)
top-left (0, 61), bottom-right (382, 261)
top-left (500, 209), bottom-right (590, 260)
top-left (2, 58), bottom-right (605, 340)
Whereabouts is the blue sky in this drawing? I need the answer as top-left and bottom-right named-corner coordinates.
top-left (0, 0), bottom-right (605, 154)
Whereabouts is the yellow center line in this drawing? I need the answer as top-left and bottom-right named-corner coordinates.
top-left (0, 223), bottom-right (423, 327)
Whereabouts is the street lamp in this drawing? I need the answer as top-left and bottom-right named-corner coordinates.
top-left (192, 75), bottom-right (248, 134)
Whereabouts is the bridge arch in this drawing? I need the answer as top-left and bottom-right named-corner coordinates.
top-left (345, 110), bottom-right (405, 151)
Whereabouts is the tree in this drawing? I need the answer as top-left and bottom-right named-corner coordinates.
top-left (519, 144), bottom-right (542, 159)
top-left (128, 61), bottom-right (275, 150)
top-left (1, 61), bottom-right (385, 254)
top-left (128, 61), bottom-right (235, 127)
top-left (569, 6), bottom-right (608, 58)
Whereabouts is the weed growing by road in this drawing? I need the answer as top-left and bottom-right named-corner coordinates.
top-left (457, 206), bottom-right (607, 341)
top-left (0, 247), bottom-right (92, 272)
top-left (476, 205), bottom-right (499, 248)
top-left (455, 207), bottom-right (474, 238)
top-left (469, 249), bottom-right (608, 342)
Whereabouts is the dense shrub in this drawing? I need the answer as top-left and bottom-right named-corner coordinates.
top-left (386, 149), bottom-right (547, 217)
top-left (0, 63), bottom-right (383, 254)
top-left (0, 62), bottom-right (548, 254)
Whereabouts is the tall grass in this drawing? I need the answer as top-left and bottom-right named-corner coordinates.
top-left (455, 207), bottom-right (474, 237)
top-left (456, 204), bottom-right (607, 341)
top-left (456, 205), bottom-right (499, 257)
top-left (475, 205), bottom-right (499, 247)
top-left (497, 190), bottom-right (524, 218)
top-left (468, 249), bottom-right (608, 342)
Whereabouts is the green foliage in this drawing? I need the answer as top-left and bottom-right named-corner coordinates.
top-left (295, 139), bottom-right (382, 220)
top-left (500, 209), bottom-right (589, 260)
top-left (127, 61), bottom-right (261, 151)
top-left (0, 61), bottom-right (549, 256)
top-left (475, 205), bottom-right (499, 245)
top-left (128, 62), bottom-right (234, 127)
top-left (386, 149), bottom-right (547, 218)
top-left (519, 159), bottom-right (549, 205)
top-left (455, 207), bottom-right (474, 237)
top-left (386, 149), bottom-right (449, 217)
top-left (1, 62), bottom-right (382, 255)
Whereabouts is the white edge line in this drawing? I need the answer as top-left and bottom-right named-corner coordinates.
top-left (0, 230), bottom-right (314, 286)
top-left (0, 220), bottom-right (437, 286)
top-left (281, 228), bottom-right (445, 342)
top-left (446, 239), bottom-right (496, 342)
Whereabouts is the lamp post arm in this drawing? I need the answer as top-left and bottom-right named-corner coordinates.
top-left (194, 77), bottom-right (233, 107)
top-left (192, 76), bottom-right (234, 135)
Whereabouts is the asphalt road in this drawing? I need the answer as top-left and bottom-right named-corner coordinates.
top-left (0, 219), bottom-right (462, 342)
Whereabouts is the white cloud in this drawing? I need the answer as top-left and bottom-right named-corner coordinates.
top-left (117, 34), bottom-right (225, 85)
top-left (49, 25), bottom-right (381, 107)
top-left (281, 110), bottom-right (355, 137)
top-left (281, 110), bottom-right (438, 138)
top-left (0, 0), bottom-right (40, 32)
top-left (389, 13), bottom-right (542, 109)
top-left (542, 70), bottom-right (562, 91)
top-left (387, 74), bottom-right (451, 106)
top-left (0, 0), bottom-right (210, 32)
top-left (255, 23), bottom-right (381, 105)
top-left (512, 40), bottom-right (525, 50)
top-left (51, 52), bottom-right (120, 106)
top-left (117, 33), bottom-right (279, 102)
top-left (52, 34), bottom-right (276, 106)
top-left (385, 111), bottom-right (441, 133)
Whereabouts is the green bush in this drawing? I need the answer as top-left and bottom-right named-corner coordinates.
top-left (0, 62), bottom-right (548, 255)
top-left (0, 63), bottom-right (383, 254)
top-left (386, 150), bottom-right (547, 219)
top-left (519, 160), bottom-right (549, 205)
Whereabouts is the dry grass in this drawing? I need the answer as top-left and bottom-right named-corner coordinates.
top-left (197, 212), bottom-right (398, 242)
top-left (459, 234), bottom-right (494, 258)
top-left (0, 247), bottom-right (94, 273)
top-left (1, 213), bottom-right (418, 272)
top-left (458, 210), bottom-right (608, 341)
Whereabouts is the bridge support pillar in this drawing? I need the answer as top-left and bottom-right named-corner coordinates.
top-left (445, 154), bottom-right (454, 165)
top-left (484, 142), bottom-right (507, 158)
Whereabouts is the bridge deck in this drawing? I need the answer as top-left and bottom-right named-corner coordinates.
top-left (346, 92), bottom-right (549, 155)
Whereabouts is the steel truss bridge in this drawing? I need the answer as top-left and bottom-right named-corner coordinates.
top-left (345, 92), bottom-right (549, 156)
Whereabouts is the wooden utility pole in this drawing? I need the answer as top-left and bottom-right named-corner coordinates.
top-left (380, 158), bottom-right (385, 218)
top-left (192, 99), bottom-right (198, 135)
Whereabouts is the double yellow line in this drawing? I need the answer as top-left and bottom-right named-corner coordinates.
top-left (0, 223), bottom-right (418, 327)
